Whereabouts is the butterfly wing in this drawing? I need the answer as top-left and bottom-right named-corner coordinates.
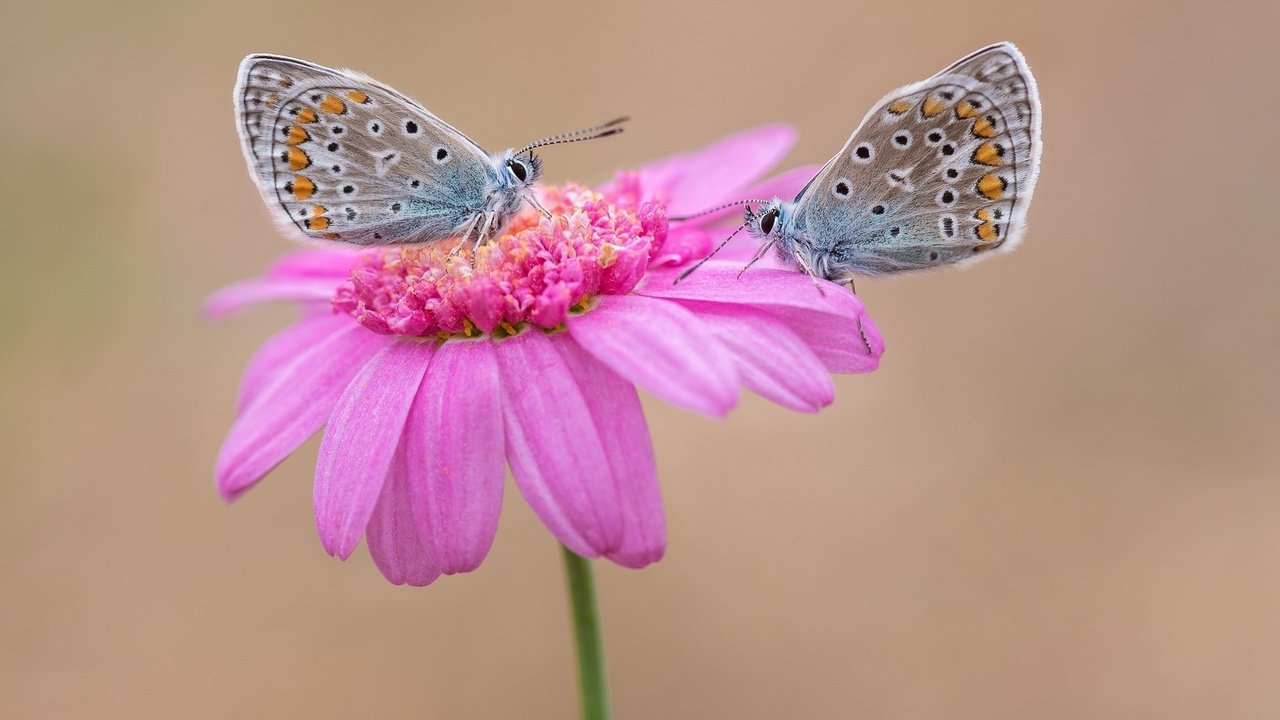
top-left (234, 55), bottom-right (498, 245)
top-left (790, 42), bottom-right (1042, 276)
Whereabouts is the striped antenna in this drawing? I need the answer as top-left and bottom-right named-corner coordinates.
top-left (669, 199), bottom-right (770, 223)
top-left (674, 219), bottom-right (753, 284)
top-left (515, 116), bottom-right (630, 156)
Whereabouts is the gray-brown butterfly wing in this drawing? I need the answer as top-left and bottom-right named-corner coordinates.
top-left (790, 42), bottom-right (1042, 276)
top-left (234, 55), bottom-right (499, 245)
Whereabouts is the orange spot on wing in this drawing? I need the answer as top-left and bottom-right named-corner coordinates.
top-left (955, 100), bottom-right (980, 119)
top-left (285, 125), bottom-right (309, 145)
top-left (305, 216), bottom-right (331, 231)
top-left (279, 76), bottom-right (293, 87)
top-left (345, 90), bottom-right (370, 104)
top-left (311, 205), bottom-right (328, 217)
top-left (921, 97), bottom-right (946, 118)
top-left (973, 208), bottom-right (1000, 242)
top-left (971, 117), bottom-right (998, 138)
top-left (887, 100), bottom-right (911, 115)
top-left (264, 94), bottom-right (278, 108)
top-left (286, 147), bottom-right (311, 171)
top-left (291, 176), bottom-right (315, 201)
top-left (319, 95), bottom-right (347, 114)
top-left (972, 142), bottom-right (1004, 166)
top-left (976, 174), bottom-right (1006, 200)
top-left (296, 107), bottom-right (318, 123)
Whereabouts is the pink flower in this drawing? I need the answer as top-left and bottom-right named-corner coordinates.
top-left (209, 125), bottom-right (884, 586)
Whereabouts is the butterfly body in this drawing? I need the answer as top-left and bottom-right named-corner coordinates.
top-left (233, 55), bottom-right (615, 247)
top-left (745, 42), bottom-right (1042, 281)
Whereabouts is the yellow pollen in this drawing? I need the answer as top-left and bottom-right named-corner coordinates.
top-left (462, 318), bottom-right (476, 337)
top-left (598, 243), bottom-right (620, 268)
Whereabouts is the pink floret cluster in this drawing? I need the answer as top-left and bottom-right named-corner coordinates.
top-left (332, 185), bottom-right (668, 337)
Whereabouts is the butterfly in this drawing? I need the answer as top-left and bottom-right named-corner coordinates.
top-left (233, 54), bottom-right (626, 248)
top-left (679, 42), bottom-right (1041, 286)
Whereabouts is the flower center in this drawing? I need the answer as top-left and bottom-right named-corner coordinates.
top-left (332, 184), bottom-right (667, 338)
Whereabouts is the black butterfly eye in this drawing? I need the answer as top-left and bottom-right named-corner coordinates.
top-left (507, 160), bottom-right (528, 182)
top-left (760, 209), bottom-right (778, 235)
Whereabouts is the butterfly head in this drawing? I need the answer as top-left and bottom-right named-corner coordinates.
top-left (744, 199), bottom-right (787, 241)
top-left (498, 150), bottom-right (543, 189)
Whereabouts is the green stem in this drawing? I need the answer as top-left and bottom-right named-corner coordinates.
top-left (561, 545), bottom-right (611, 720)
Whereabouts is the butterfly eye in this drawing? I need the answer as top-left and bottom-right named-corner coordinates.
top-left (760, 209), bottom-right (779, 235)
top-left (507, 159), bottom-right (529, 182)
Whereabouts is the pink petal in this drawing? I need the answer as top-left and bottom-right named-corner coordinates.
top-left (236, 314), bottom-right (351, 412)
top-left (567, 295), bottom-right (739, 418)
top-left (215, 323), bottom-right (391, 501)
top-left (366, 449), bottom-right (441, 587)
top-left (642, 124), bottom-right (798, 216)
top-left (678, 301), bottom-right (834, 412)
top-left (404, 338), bottom-right (505, 575)
top-left (636, 263), bottom-right (882, 373)
top-left (552, 335), bottom-right (665, 568)
top-left (266, 249), bottom-right (363, 280)
top-left (314, 342), bottom-right (434, 560)
top-left (650, 226), bottom-right (713, 268)
top-left (495, 330), bottom-right (623, 558)
top-left (203, 277), bottom-right (337, 319)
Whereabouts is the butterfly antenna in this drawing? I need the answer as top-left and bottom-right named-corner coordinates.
top-left (674, 220), bottom-right (751, 284)
top-left (516, 116), bottom-right (630, 156)
top-left (668, 199), bottom-right (770, 223)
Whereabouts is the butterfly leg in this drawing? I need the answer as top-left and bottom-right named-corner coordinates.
top-left (474, 210), bottom-right (509, 253)
top-left (846, 278), bottom-right (858, 294)
top-left (524, 193), bottom-right (554, 220)
top-left (449, 214), bottom-right (484, 259)
top-left (793, 253), bottom-right (826, 297)
top-left (735, 239), bottom-right (778, 279)
top-left (856, 316), bottom-right (874, 355)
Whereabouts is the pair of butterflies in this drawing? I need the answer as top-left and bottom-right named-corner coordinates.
top-left (234, 43), bottom-right (1041, 282)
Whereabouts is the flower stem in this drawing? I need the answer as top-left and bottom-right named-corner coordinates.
top-left (561, 545), bottom-right (611, 720)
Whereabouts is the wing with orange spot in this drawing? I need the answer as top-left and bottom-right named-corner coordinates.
top-left (233, 55), bottom-right (497, 246)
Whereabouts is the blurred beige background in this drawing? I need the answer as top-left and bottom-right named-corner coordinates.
top-left (3, 0), bottom-right (1278, 717)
